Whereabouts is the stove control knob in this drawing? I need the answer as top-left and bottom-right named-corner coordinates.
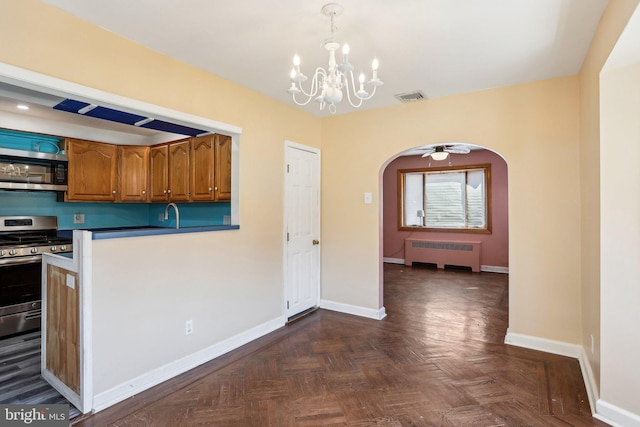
top-left (51, 246), bottom-right (57, 252)
top-left (60, 245), bottom-right (67, 251)
top-left (31, 247), bottom-right (39, 254)
top-left (8, 249), bottom-right (16, 256)
top-left (0, 249), bottom-right (4, 256)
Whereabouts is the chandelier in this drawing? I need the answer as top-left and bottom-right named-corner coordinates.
top-left (287, 3), bottom-right (383, 114)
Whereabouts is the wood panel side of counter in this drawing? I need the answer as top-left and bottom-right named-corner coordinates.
top-left (46, 264), bottom-right (80, 394)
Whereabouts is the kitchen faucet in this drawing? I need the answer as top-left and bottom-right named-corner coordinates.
top-left (164, 203), bottom-right (180, 229)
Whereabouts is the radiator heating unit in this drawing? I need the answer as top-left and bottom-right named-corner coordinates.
top-left (404, 239), bottom-right (481, 272)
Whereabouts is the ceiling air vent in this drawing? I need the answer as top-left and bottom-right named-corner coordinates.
top-left (394, 90), bottom-right (426, 103)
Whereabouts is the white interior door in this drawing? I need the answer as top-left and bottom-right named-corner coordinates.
top-left (285, 142), bottom-right (320, 318)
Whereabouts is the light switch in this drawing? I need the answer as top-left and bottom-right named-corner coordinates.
top-left (364, 192), bottom-right (373, 204)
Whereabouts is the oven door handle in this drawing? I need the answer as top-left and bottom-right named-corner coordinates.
top-left (0, 256), bottom-right (41, 266)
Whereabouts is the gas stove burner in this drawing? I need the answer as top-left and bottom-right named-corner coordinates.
top-left (4, 234), bottom-right (55, 244)
top-left (0, 215), bottom-right (72, 261)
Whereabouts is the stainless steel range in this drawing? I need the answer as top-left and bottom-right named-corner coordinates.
top-left (0, 216), bottom-right (72, 338)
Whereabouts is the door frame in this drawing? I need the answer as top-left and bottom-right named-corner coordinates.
top-left (283, 140), bottom-right (321, 319)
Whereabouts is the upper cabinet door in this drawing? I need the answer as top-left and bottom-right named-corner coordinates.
top-left (168, 139), bottom-right (190, 201)
top-left (66, 139), bottom-right (117, 201)
top-left (149, 145), bottom-right (169, 202)
top-left (190, 135), bottom-right (215, 201)
top-left (118, 146), bottom-right (149, 202)
top-left (214, 135), bottom-right (232, 202)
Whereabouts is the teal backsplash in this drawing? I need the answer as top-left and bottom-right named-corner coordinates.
top-left (0, 192), bottom-right (230, 230)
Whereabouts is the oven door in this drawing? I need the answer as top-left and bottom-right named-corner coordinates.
top-left (0, 257), bottom-right (42, 338)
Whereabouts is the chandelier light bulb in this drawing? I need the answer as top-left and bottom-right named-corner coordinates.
top-left (287, 3), bottom-right (383, 113)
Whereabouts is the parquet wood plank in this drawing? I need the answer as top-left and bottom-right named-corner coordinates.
top-left (72, 265), bottom-right (607, 427)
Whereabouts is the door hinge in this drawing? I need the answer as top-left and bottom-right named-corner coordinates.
top-left (286, 232), bottom-right (289, 242)
top-left (287, 164), bottom-right (290, 173)
top-left (287, 301), bottom-right (289, 309)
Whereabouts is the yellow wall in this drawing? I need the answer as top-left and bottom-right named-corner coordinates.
top-left (0, 0), bottom-right (323, 274)
top-left (578, 0), bottom-right (640, 392)
top-left (322, 76), bottom-right (583, 343)
top-left (0, 0), bottom-right (321, 397)
top-left (4, 0), bottom-right (640, 419)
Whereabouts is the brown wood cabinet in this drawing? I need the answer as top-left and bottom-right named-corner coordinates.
top-left (190, 135), bottom-right (215, 201)
top-left (168, 139), bottom-right (190, 201)
top-left (190, 134), bottom-right (232, 202)
top-left (214, 134), bottom-right (232, 202)
top-left (66, 139), bottom-right (117, 201)
top-left (117, 146), bottom-right (149, 202)
top-left (65, 134), bottom-right (232, 203)
top-left (45, 264), bottom-right (80, 394)
top-left (149, 145), bottom-right (169, 202)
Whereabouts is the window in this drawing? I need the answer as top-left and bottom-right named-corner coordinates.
top-left (398, 164), bottom-right (491, 233)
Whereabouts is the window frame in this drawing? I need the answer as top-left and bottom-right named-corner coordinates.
top-left (397, 163), bottom-right (492, 234)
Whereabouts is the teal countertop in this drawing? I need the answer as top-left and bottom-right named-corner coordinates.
top-left (87, 225), bottom-right (239, 240)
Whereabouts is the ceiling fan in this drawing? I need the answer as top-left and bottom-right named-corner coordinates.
top-left (419, 144), bottom-right (471, 161)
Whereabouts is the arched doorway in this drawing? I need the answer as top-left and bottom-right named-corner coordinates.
top-left (379, 143), bottom-right (509, 307)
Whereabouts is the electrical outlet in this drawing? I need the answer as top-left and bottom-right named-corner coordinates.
top-left (158, 213), bottom-right (165, 222)
top-left (223, 215), bottom-right (231, 225)
top-left (185, 320), bottom-right (193, 335)
top-left (74, 213), bottom-right (85, 224)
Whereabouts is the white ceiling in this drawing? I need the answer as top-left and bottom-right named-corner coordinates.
top-left (41, 0), bottom-right (609, 117)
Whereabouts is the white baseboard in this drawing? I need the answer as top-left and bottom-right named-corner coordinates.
top-left (383, 259), bottom-right (508, 273)
top-left (320, 299), bottom-right (387, 320)
top-left (577, 347), bottom-right (599, 416)
top-left (504, 331), bottom-right (640, 425)
top-left (481, 265), bottom-right (509, 274)
top-left (504, 329), bottom-right (582, 358)
top-left (92, 316), bottom-right (285, 413)
top-left (595, 399), bottom-right (640, 427)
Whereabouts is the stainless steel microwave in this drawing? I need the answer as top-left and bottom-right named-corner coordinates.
top-left (0, 147), bottom-right (68, 191)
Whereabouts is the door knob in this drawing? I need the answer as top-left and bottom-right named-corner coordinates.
top-left (312, 239), bottom-right (320, 245)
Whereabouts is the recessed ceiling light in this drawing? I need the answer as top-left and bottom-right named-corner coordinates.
top-left (17, 104), bottom-right (29, 110)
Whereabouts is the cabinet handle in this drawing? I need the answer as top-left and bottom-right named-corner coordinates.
top-left (142, 190), bottom-right (146, 195)
top-left (167, 189), bottom-right (171, 194)
top-left (214, 186), bottom-right (218, 191)
top-left (112, 190), bottom-right (116, 194)
top-left (163, 190), bottom-right (167, 194)
top-left (208, 187), bottom-right (212, 192)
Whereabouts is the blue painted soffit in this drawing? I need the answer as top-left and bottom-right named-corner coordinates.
top-left (53, 99), bottom-right (207, 137)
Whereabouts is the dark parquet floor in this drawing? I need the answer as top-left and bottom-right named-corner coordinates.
top-left (73, 264), bottom-right (607, 426)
